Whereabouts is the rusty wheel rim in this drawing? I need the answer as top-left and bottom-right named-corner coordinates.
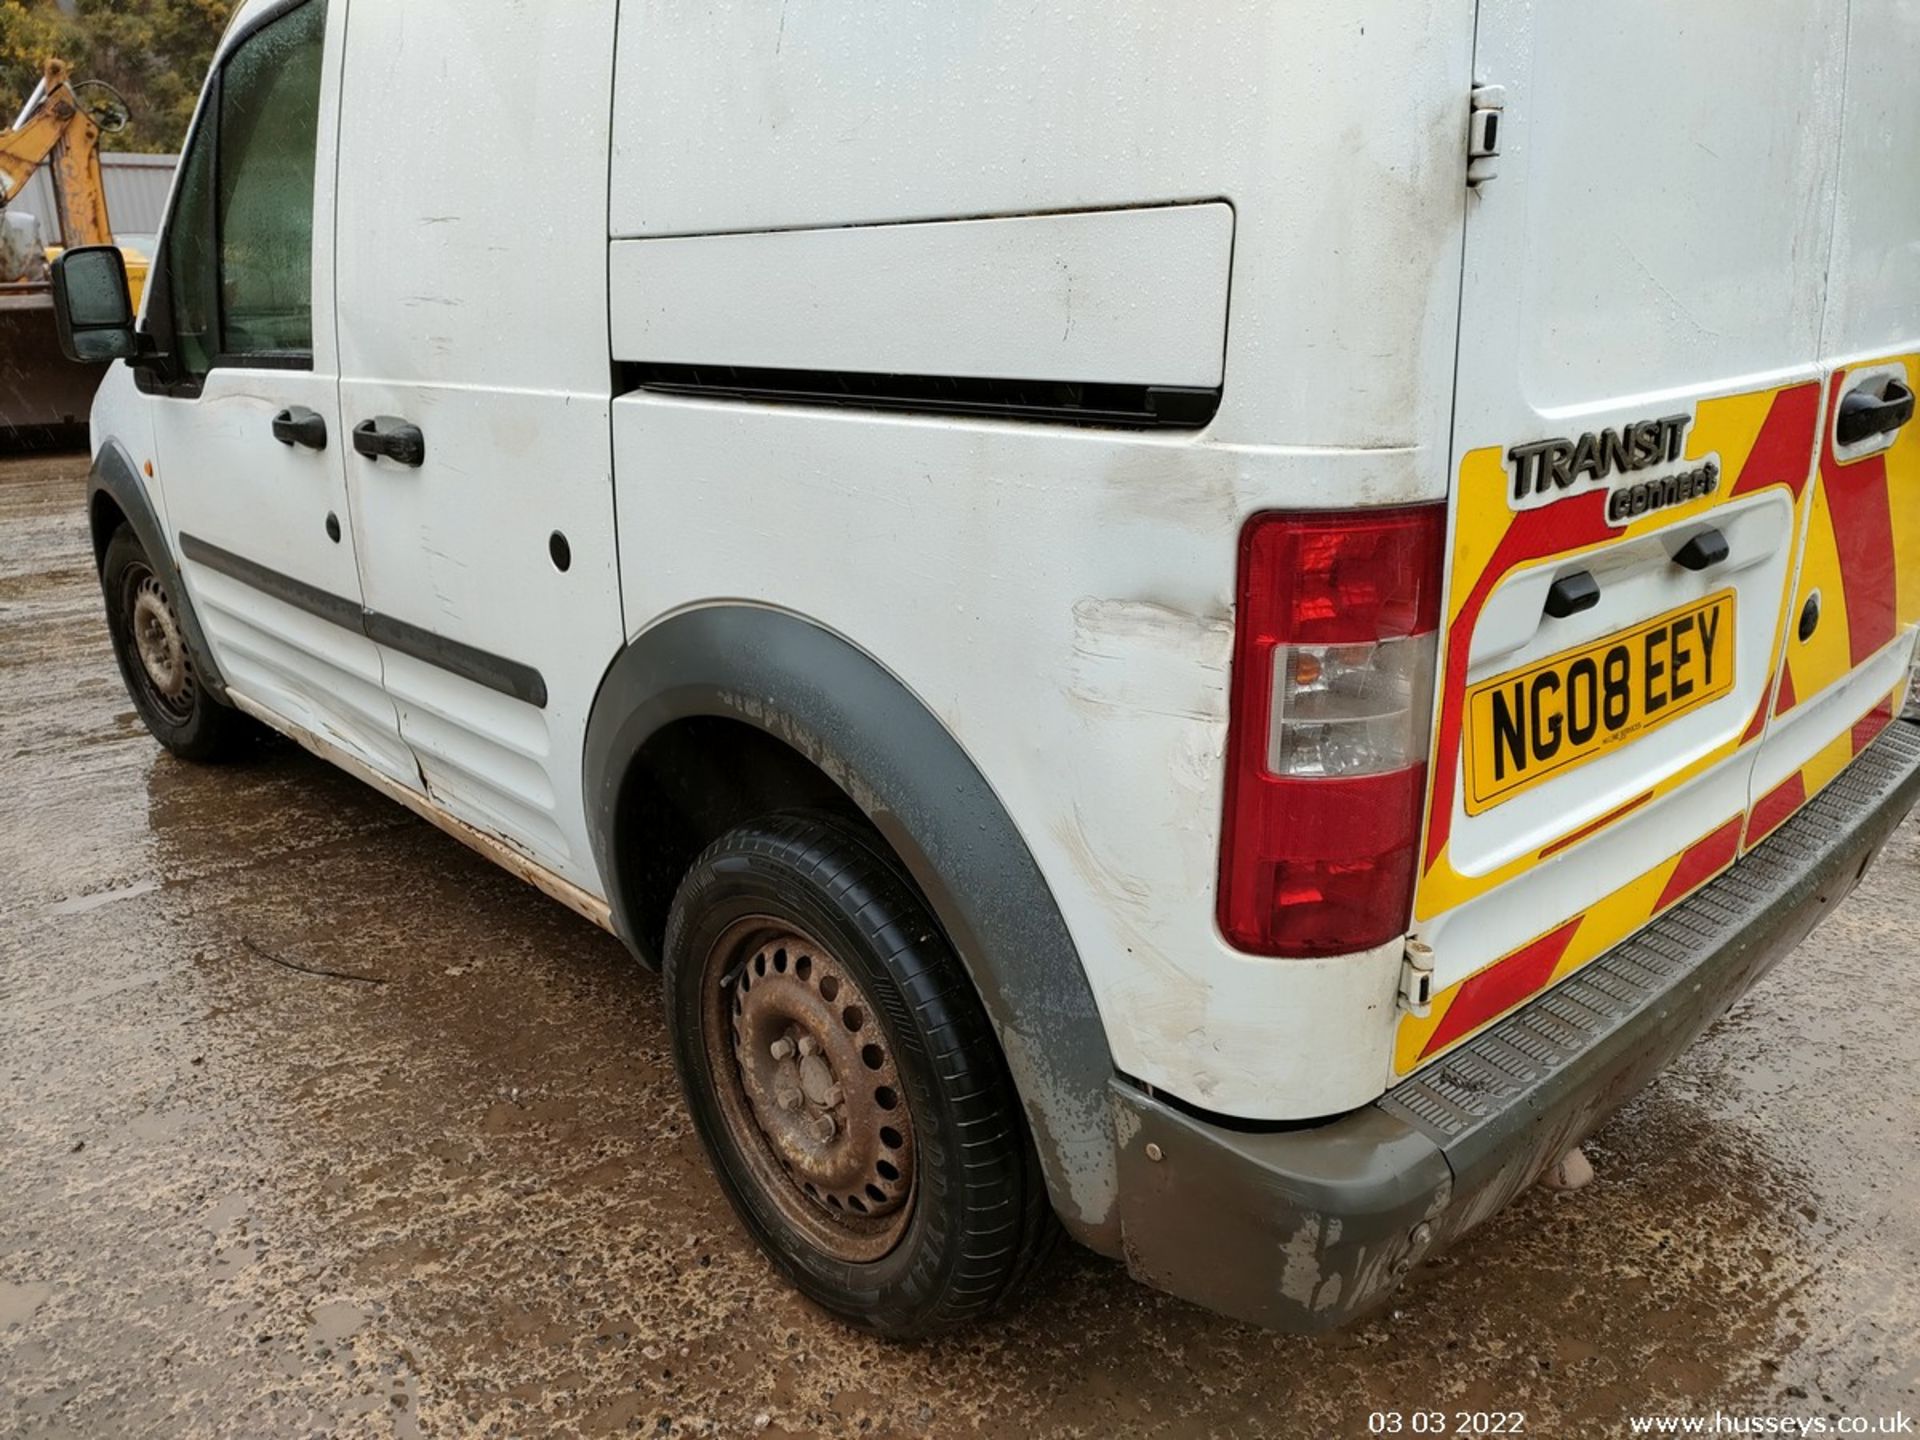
top-left (702, 919), bottom-right (916, 1263)
top-left (125, 564), bottom-right (195, 725)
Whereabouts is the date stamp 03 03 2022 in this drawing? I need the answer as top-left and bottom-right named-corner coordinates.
top-left (1365, 1411), bottom-right (1917, 1436)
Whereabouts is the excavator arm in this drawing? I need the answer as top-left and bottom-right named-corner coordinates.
top-left (1, 58), bottom-right (114, 250)
top-left (2, 58), bottom-right (129, 434)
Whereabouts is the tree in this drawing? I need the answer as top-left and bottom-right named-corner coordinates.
top-left (0, 4), bottom-right (67, 113)
top-left (1, 0), bottom-right (231, 154)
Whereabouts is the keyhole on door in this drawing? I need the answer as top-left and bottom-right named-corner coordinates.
top-left (549, 531), bottom-right (572, 573)
top-left (325, 511), bottom-right (341, 544)
top-left (1798, 590), bottom-right (1821, 643)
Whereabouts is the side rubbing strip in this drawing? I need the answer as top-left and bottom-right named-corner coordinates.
top-left (363, 611), bottom-right (547, 709)
top-left (179, 532), bottom-right (363, 632)
top-left (177, 533), bottom-right (548, 709)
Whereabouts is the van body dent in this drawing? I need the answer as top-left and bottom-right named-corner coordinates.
top-left (73, 0), bottom-right (1920, 1333)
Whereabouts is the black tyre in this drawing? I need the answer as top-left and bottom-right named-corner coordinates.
top-left (663, 812), bottom-right (1056, 1339)
top-left (101, 526), bottom-right (253, 762)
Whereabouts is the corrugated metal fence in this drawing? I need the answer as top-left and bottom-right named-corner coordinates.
top-left (11, 151), bottom-right (177, 246)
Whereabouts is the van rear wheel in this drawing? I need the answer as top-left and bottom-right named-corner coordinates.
top-left (101, 526), bottom-right (253, 761)
top-left (662, 812), bottom-right (1055, 1339)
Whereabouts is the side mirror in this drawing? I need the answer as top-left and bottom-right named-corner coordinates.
top-left (51, 245), bottom-right (138, 363)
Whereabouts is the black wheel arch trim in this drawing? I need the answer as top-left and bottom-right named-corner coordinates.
top-left (88, 438), bottom-right (230, 702)
top-left (583, 604), bottom-right (1123, 1249)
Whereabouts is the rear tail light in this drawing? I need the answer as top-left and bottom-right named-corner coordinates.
top-left (1218, 505), bottom-right (1446, 957)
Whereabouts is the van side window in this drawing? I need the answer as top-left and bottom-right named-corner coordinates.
top-left (217, 1), bottom-right (325, 357)
top-left (162, 0), bottom-right (325, 378)
top-left (164, 104), bottom-right (218, 377)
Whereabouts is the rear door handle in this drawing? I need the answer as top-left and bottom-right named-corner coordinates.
top-left (352, 416), bottom-right (426, 468)
top-left (1836, 378), bottom-right (1915, 447)
top-left (271, 406), bottom-right (327, 450)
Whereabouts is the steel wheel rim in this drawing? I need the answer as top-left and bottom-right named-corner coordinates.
top-left (124, 562), bottom-right (195, 725)
top-left (701, 918), bottom-right (917, 1263)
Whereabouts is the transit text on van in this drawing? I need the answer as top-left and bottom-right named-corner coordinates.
top-left (1506, 413), bottom-right (1692, 502)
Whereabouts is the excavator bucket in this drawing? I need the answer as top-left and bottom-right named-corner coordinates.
top-left (0, 286), bottom-right (103, 444)
top-left (1, 56), bottom-right (124, 445)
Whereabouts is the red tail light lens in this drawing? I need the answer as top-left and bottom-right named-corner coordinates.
top-left (1218, 505), bottom-right (1446, 957)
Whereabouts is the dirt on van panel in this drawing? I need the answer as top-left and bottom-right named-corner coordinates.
top-left (2, 449), bottom-right (1917, 1437)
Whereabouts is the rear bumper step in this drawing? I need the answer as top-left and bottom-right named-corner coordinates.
top-left (1111, 717), bottom-right (1920, 1331)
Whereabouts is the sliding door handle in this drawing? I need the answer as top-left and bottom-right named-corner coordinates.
top-left (352, 416), bottom-right (426, 468)
top-left (271, 406), bottom-right (327, 450)
top-left (1837, 379), bottom-right (1915, 447)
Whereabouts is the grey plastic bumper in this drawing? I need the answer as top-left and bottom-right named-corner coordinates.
top-left (1112, 717), bottom-right (1920, 1331)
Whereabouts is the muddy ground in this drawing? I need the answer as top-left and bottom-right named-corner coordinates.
top-left (2, 449), bottom-right (1917, 1438)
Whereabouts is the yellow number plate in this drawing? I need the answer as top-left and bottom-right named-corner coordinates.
top-left (1465, 591), bottom-right (1735, 814)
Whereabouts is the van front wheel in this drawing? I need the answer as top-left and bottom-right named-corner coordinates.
top-left (662, 812), bottom-right (1055, 1339)
top-left (101, 526), bottom-right (253, 762)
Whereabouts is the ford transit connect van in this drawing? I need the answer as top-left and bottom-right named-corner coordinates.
top-left (53, 0), bottom-right (1920, 1337)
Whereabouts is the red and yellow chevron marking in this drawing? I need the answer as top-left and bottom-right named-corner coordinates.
top-left (1746, 686), bottom-right (1900, 848)
top-left (1746, 771), bottom-right (1805, 848)
top-left (1398, 379), bottom-right (1823, 1077)
top-left (1395, 812), bottom-right (1746, 1073)
top-left (1745, 353), bottom-right (1920, 849)
top-left (1399, 358), bottom-right (1920, 1077)
top-left (1417, 380), bottom-right (1821, 920)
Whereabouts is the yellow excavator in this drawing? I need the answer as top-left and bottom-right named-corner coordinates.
top-left (1, 58), bottom-right (147, 437)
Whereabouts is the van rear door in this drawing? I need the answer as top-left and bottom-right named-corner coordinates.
top-left (1745, 7), bottom-right (1920, 853)
top-left (1398, 0), bottom-right (1911, 1076)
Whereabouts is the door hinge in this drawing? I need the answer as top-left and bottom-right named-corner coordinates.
top-left (1467, 84), bottom-right (1505, 188)
top-left (1399, 938), bottom-right (1436, 1017)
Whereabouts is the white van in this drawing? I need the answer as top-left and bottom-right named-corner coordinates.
top-left (53, 0), bottom-right (1920, 1337)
